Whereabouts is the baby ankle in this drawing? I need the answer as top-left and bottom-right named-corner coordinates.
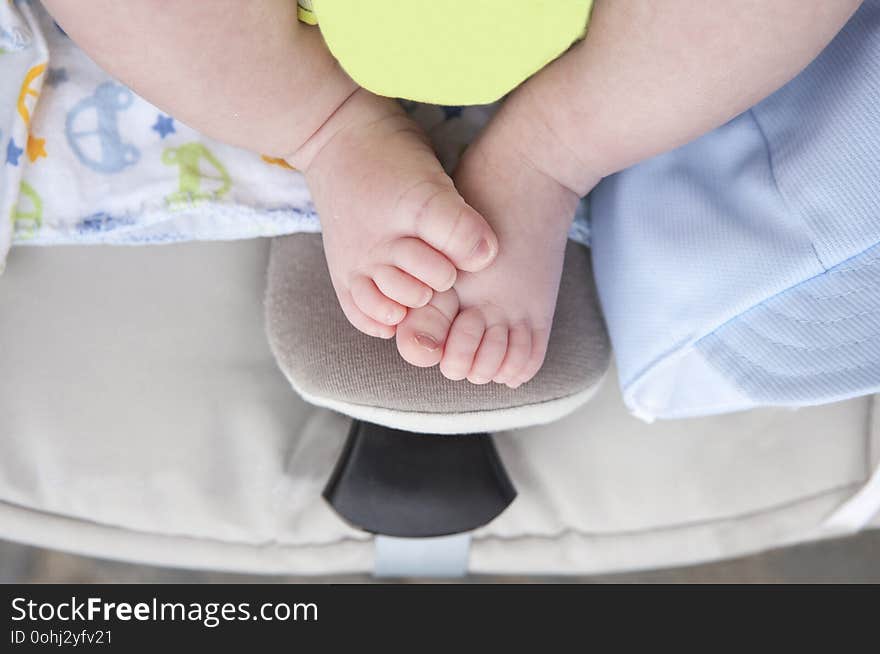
top-left (283, 85), bottom-right (362, 173)
top-left (493, 87), bottom-right (604, 197)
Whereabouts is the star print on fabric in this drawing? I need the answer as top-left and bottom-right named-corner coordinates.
top-left (6, 138), bottom-right (23, 165)
top-left (441, 106), bottom-right (464, 120)
top-left (27, 134), bottom-right (46, 162)
top-left (44, 67), bottom-right (68, 87)
top-left (151, 114), bottom-right (176, 138)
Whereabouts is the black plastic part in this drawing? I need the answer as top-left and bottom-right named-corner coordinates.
top-left (323, 420), bottom-right (517, 538)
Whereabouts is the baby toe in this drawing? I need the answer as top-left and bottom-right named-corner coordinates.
top-left (467, 324), bottom-right (509, 384)
top-left (372, 264), bottom-right (433, 308)
top-left (493, 322), bottom-right (532, 387)
top-left (337, 290), bottom-right (397, 339)
top-left (510, 325), bottom-right (551, 388)
top-left (409, 187), bottom-right (498, 273)
top-left (439, 308), bottom-right (487, 381)
top-left (350, 275), bottom-right (407, 326)
top-left (396, 288), bottom-right (459, 368)
top-left (388, 237), bottom-right (457, 292)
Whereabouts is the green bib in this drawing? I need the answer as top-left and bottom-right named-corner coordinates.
top-left (300, 0), bottom-right (593, 105)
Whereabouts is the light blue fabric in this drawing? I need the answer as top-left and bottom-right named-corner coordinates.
top-left (590, 0), bottom-right (880, 419)
top-left (699, 242), bottom-right (880, 405)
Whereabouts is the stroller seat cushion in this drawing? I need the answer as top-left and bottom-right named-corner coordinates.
top-left (266, 234), bottom-right (611, 434)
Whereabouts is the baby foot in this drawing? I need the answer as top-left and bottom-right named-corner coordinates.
top-left (396, 129), bottom-right (581, 388)
top-left (294, 89), bottom-right (499, 339)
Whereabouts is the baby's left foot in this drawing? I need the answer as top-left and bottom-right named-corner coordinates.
top-left (395, 130), bottom-right (582, 387)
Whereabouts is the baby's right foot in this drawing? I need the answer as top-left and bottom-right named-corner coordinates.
top-left (292, 89), bottom-right (499, 339)
top-left (394, 106), bottom-right (588, 388)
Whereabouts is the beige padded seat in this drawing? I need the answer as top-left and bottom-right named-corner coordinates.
top-left (1, 242), bottom-right (877, 577)
top-left (266, 234), bottom-right (611, 434)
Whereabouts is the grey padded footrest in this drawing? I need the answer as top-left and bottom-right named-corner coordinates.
top-left (266, 234), bottom-right (610, 433)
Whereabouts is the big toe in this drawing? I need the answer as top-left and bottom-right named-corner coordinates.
top-left (409, 186), bottom-right (499, 273)
top-left (396, 288), bottom-right (459, 368)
